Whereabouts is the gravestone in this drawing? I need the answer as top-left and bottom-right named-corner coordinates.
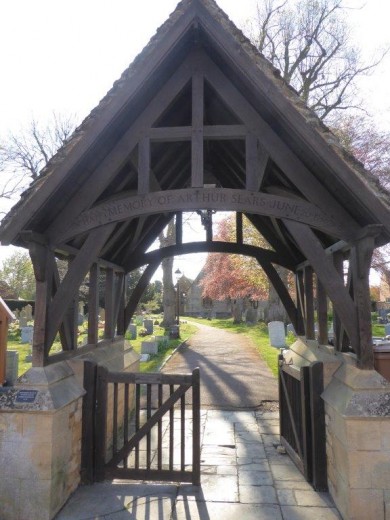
top-left (99, 308), bottom-right (105, 322)
top-left (19, 310), bottom-right (28, 328)
top-left (268, 321), bottom-right (286, 348)
top-left (245, 308), bottom-right (257, 324)
top-left (25, 304), bottom-right (33, 320)
top-left (13, 309), bottom-right (20, 320)
top-left (143, 319), bottom-right (153, 335)
top-left (385, 323), bottom-right (390, 337)
top-left (128, 324), bottom-right (137, 340)
top-left (21, 326), bottom-right (34, 344)
top-left (6, 351), bottom-right (19, 386)
top-left (169, 325), bottom-right (180, 339)
top-left (141, 340), bottom-right (158, 355)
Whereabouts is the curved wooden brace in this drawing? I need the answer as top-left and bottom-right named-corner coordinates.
top-left (125, 240), bottom-right (295, 272)
top-left (123, 263), bottom-right (160, 330)
top-left (59, 188), bottom-right (344, 244)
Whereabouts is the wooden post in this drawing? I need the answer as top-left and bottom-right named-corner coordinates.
top-left (317, 279), bottom-right (328, 345)
top-left (332, 251), bottom-right (344, 351)
top-left (116, 273), bottom-right (126, 337)
top-left (29, 243), bottom-right (52, 367)
top-left (191, 71), bottom-right (204, 188)
top-left (88, 263), bottom-right (100, 345)
top-left (304, 266), bottom-right (315, 340)
top-left (176, 212), bottom-right (183, 245)
top-left (0, 314), bottom-right (9, 385)
top-left (236, 212), bottom-right (243, 244)
top-left (350, 235), bottom-right (377, 369)
top-left (104, 268), bottom-right (115, 340)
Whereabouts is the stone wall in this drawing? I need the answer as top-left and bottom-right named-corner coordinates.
top-left (0, 339), bottom-right (140, 520)
top-left (322, 362), bottom-right (390, 520)
top-left (282, 338), bottom-right (390, 520)
top-left (0, 363), bottom-right (85, 520)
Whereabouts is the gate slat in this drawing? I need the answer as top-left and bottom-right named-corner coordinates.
top-left (108, 383), bottom-right (189, 468)
top-left (94, 368), bottom-right (201, 485)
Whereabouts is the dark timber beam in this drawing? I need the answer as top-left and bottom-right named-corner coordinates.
top-left (138, 136), bottom-right (150, 194)
top-left (304, 266), bottom-right (315, 340)
top-left (283, 220), bottom-right (359, 353)
top-left (46, 56), bottom-right (195, 242)
top-left (88, 263), bottom-right (100, 345)
top-left (124, 263), bottom-right (160, 329)
top-left (260, 261), bottom-right (304, 335)
top-left (201, 52), bottom-right (361, 241)
top-left (191, 70), bottom-right (204, 188)
top-left (125, 240), bottom-right (295, 273)
top-left (28, 243), bottom-right (52, 367)
top-left (46, 225), bottom-right (115, 350)
top-left (236, 212), bottom-right (243, 245)
top-left (317, 278), bottom-right (328, 346)
top-left (196, 7), bottom-right (390, 236)
top-left (246, 134), bottom-right (268, 191)
top-left (350, 227), bottom-right (381, 368)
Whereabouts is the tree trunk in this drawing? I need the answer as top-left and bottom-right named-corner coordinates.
top-left (265, 266), bottom-right (289, 323)
top-left (159, 220), bottom-right (176, 328)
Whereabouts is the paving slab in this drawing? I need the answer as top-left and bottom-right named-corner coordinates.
top-left (56, 410), bottom-right (340, 520)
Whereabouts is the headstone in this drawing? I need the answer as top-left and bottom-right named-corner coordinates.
top-left (25, 304), bottom-right (33, 320)
top-left (20, 326), bottom-right (34, 344)
top-left (143, 319), bottom-right (153, 335)
top-left (13, 309), bottom-right (20, 320)
top-left (385, 324), bottom-right (390, 337)
top-left (99, 308), bottom-right (106, 322)
top-left (19, 311), bottom-right (28, 328)
top-left (79, 302), bottom-right (85, 315)
top-left (169, 325), bottom-right (180, 339)
top-left (245, 308), bottom-right (257, 324)
top-left (268, 321), bottom-right (286, 348)
top-left (140, 354), bottom-right (150, 362)
top-left (286, 323), bottom-right (296, 335)
top-left (6, 351), bottom-right (19, 386)
top-left (141, 340), bottom-right (158, 355)
top-left (128, 324), bottom-right (137, 340)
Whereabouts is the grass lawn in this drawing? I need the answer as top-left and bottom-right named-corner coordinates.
top-left (125, 321), bottom-right (198, 373)
top-left (185, 317), bottom-right (292, 377)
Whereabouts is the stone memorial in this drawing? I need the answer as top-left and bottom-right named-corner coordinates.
top-left (25, 304), bottom-right (33, 320)
top-left (128, 324), bottom-right (137, 340)
top-left (141, 339), bottom-right (158, 355)
top-left (268, 321), bottom-right (286, 348)
top-left (99, 308), bottom-right (106, 322)
top-left (169, 324), bottom-right (180, 339)
top-left (6, 351), bottom-right (19, 386)
top-left (385, 323), bottom-right (390, 337)
top-left (245, 307), bottom-right (257, 324)
top-left (21, 326), bottom-right (34, 344)
top-left (19, 310), bottom-right (28, 328)
top-left (143, 319), bottom-right (153, 335)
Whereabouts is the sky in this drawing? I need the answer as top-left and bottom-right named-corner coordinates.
top-left (0, 0), bottom-right (389, 281)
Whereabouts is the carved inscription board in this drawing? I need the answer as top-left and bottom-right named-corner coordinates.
top-left (60, 188), bottom-right (342, 243)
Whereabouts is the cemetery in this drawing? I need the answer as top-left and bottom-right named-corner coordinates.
top-left (0, 0), bottom-right (389, 519)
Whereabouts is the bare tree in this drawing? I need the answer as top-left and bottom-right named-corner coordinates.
top-left (248, 0), bottom-right (387, 121)
top-left (0, 112), bottom-right (76, 201)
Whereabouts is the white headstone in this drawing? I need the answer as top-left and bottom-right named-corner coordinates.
top-left (268, 321), bottom-right (286, 348)
top-left (128, 324), bottom-right (137, 340)
top-left (20, 326), bottom-right (34, 344)
top-left (25, 304), bottom-right (33, 320)
top-left (19, 311), bottom-right (28, 328)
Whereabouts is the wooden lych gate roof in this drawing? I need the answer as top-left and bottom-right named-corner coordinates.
top-left (1, 0), bottom-right (390, 368)
top-left (1, 0), bottom-right (389, 262)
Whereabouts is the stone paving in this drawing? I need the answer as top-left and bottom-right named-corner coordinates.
top-left (56, 409), bottom-right (341, 520)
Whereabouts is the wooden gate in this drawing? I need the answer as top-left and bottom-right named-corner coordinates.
top-left (278, 355), bottom-right (327, 491)
top-left (92, 366), bottom-right (201, 485)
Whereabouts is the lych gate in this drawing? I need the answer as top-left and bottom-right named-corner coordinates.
top-left (0, 1), bottom-right (390, 519)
